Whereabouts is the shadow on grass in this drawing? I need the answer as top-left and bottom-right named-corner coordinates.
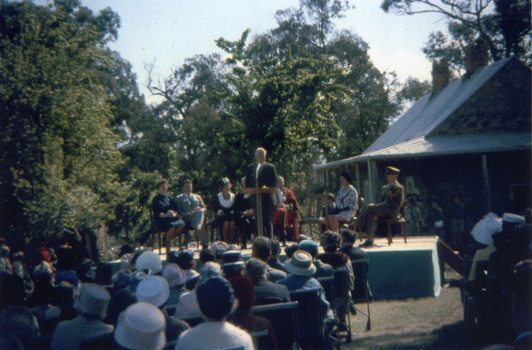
top-left (346, 321), bottom-right (481, 350)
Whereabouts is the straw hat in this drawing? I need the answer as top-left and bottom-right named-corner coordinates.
top-left (76, 283), bottom-right (111, 319)
top-left (135, 251), bottom-right (162, 274)
top-left (284, 250), bottom-right (316, 276)
top-left (162, 264), bottom-right (186, 287)
top-left (136, 276), bottom-right (170, 308)
top-left (114, 302), bottom-right (166, 350)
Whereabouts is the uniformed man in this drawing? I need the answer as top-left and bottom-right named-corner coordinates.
top-left (358, 166), bottom-right (405, 247)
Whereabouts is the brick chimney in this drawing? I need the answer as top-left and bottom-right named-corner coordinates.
top-left (464, 39), bottom-right (489, 75)
top-left (431, 59), bottom-right (450, 91)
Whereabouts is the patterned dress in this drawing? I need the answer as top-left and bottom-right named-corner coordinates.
top-left (332, 185), bottom-right (358, 222)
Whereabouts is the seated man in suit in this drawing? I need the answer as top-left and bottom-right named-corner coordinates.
top-left (358, 166), bottom-right (404, 247)
top-left (244, 258), bottom-right (291, 305)
top-left (176, 180), bottom-right (207, 249)
top-left (245, 147), bottom-right (278, 238)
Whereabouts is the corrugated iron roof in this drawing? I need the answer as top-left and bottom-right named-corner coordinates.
top-left (365, 57), bottom-right (513, 153)
top-left (315, 133), bottom-right (531, 170)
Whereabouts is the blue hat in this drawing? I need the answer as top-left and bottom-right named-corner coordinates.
top-left (299, 240), bottom-right (319, 258)
top-left (196, 277), bottom-right (234, 321)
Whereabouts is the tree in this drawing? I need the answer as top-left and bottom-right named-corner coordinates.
top-left (0, 0), bottom-right (129, 243)
top-left (382, 0), bottom-right (531, 67)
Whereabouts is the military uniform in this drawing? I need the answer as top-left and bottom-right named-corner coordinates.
top-left (358, 167), bottom-right (405, 246)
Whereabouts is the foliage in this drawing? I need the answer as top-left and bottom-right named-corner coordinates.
top-left (381, 0), bottom-right (532, 73)
top-left (0, 0), bottom-right (153, 243)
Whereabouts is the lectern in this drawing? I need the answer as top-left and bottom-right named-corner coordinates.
top-left (242, 187), bottom-right (277, 237)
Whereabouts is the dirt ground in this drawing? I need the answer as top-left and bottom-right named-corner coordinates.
top-left (341, 268), bottom-right (486, 350)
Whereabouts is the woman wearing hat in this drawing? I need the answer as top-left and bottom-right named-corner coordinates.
top-left (152, 179), bottom-right (185, 254)
top-left (327, 172), bottom-right (358, 233)
top-left (213, 178), bottom-right (237, 243)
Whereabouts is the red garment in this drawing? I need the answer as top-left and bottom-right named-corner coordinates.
top-left (273, 188), bottom-right (299, 241)
top-left (36, 247), bottom-right (51, 263)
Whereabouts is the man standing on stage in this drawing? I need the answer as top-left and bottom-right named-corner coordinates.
top-left (245, 148), bottom-right (278, 238)
top-left (358, 166), bottom-right (405, 247)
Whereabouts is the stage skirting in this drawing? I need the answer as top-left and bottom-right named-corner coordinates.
top-left (111, 236), bottom-right (441, 301)
top-left (363, 236), bottom-right (441, 300)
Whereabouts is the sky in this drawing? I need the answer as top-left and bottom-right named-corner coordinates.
top-left (36, 0), bottom-right (450, 104)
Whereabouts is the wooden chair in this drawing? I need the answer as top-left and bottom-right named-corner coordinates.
top-left (385, 215), bottom-right (407, 245)
top-left (298, 194), bottom-right (329, 239)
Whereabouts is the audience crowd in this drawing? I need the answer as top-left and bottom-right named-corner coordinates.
top-left (0, 228), bottom-right (370, 350)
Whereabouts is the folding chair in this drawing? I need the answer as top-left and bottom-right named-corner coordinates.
top-left (149, 207), bottom-right (165, 255)
top-left (250, 330), bottom-right (270, 350)
top-left (254, 296), bottom-right (285, 306)
top-left (317, 276), bottom-right (342, 350)
top-left (351, 259), bottom-right (372, 332)
top-left (333, 269), bottom-right (353, 343)
top-left (252, 301), bottom-right (299, 350)
top-left (289, 288), bottom-right (328, 349)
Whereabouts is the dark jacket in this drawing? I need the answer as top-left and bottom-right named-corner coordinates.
top-left (312, 260), bottom-right (334, 278)
top-left (339, 245), bottom-right (367, 262)
top-left (245, 163), bottom-right (278, 189)
top-left (253, 278), bottom-right (291, 304)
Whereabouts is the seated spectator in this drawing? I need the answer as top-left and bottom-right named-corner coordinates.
top-left (244, 258), bottom-right (290, 305)
top-left (173, 262), bottom-right (222, 319)
top-left (51, 283), bottom-right (113, 350)
top-left (29, 277), bottom-right (58, 327)
top-left (253, 237), bottom-right (286, 282)
top-left (267, 239), bottom-right (288, 273)
top-left (284, 243), bottom-right (299, 259)
top-left (183, 249), bottom-right (215, 290)
top-left (176, 277), bottom-right (254, 350)
top-left (468, 213), bottom-right (502, 282)
top-left (118, 233), bottom-right (134, 258)
top-left (135, 251), bottom-right (163, 275)
top-left (339, 228), bottom-right (368, 261)
top-left (41, 281), bottom-right (78, 335)
top-left (162, 263), bottom-right (187, 305)
top-left (299, 239), bottom-right (333, 278)
top-left (321, 193), bottom-right (336, 232)
top-left (0, 305), bottom-right (40, 350)
top-left (233, 177), bottom-right (256, 249)
top-left (221, 250), bottom-right (245, 279)
top-left (318, 231), bottom-right (354, 291)
top-left (136, 275), bottom-right (189, 343)
top-left (211, 241), bottom-right (229, 264)
top-left (96, 263), bottom-right (113, 286)
top-left (0, 272), bottom-right (25, 312)
top-left (227, 276), bottom-right (278, 350)
top-left (104, 288), bottom-right (137, 327)
top-left (170, 250), bottom-right (199, 290)
top-left (510, 260), bottom-right (532, 348)
top-left (277, 251), bottom-right (330, 319)
top-left (114, 302), bottom-right (167, 350)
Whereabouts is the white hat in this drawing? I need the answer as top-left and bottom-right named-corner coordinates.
top-left (135, 251), bottom-right (162, 274)
top-left (284, 250), bottom-right (317, 276)
top-left (76, 283), bottom-right (111, 319)
top-left (114, 302), bottom-right (166, 350)
top-left (162, 263), bottom-right (186, 287)
top-left (502, 213), bottom-right (526, 224)
top-left (136, 276), bottom-right (170, 307)
top-left (471, 212), bottom-right (502, 245)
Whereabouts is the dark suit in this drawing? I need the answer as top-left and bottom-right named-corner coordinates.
top-left (245, 162), bottom-right (278, 237)
top-left (253, 277), bottom-right (291, 304)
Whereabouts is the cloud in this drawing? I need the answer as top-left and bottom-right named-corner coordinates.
top-left (369, 49), bottom-right (432, 83)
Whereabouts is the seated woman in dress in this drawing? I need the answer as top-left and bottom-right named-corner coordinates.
top-left (214, 178), bottom-right (237, 243)
top-left (234, 177), bottom-right (255, 249)
top-left (327, 172), bottom-right (358, 233)
top-left (151, 179), bottom-right (185, 254)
